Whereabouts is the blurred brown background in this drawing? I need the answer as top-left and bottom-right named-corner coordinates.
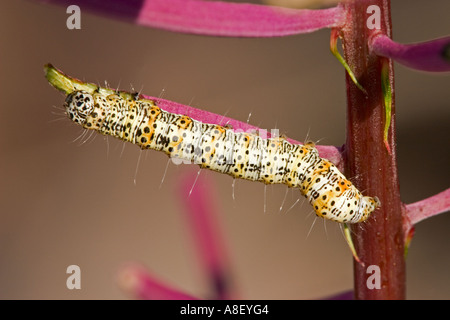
top-left (0, 0), bottom-right (449, 299)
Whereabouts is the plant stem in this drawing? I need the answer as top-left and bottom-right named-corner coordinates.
top-left (341, 0), bottom-right (405, 299)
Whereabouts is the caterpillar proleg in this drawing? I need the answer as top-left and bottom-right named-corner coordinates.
top-left (46, 64), bottom-right (380, 224)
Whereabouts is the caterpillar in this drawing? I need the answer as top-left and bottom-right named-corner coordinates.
top-left (47, 65), bottom-right (379, 224)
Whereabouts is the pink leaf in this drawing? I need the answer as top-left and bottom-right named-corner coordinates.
top-left (39, 0), bottom-right (345, 37)
top-left (137, 0), bottom-right (345, 37)
top-left (405, 188), bottom-right (450, 226)
top-left (370, 34), bottom-right (450, 72)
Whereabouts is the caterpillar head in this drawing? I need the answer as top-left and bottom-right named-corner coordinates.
top-left (65, 90), bottom-right (95, 125)
top-left (354, 196), bottom-right (381, 223)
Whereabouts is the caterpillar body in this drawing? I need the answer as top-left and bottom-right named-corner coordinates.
top-left (63, 87), bottom-right (379, 224)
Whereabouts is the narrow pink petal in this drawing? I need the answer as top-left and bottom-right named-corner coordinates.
top-left (38, 0), bottom-right (345, 37)
top-left (405, 188), bottom-right (450, 226)
top-left (370, 34), bottom-right (450, 72)
top-left (178, 172), bottom-right (233, 299)
top-left (136, 0), bottom-right (345, 37)
top-left (144, 95), bottom-right (344, 170)
top-left (117, 264), bottom-right (199, 300)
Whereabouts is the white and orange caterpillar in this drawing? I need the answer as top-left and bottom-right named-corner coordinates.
top-left (61, 84), bottom-right (379, 224)
top-left (45, 63), bottom-right (379, 224)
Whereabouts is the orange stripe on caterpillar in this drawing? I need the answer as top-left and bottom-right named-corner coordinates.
top-left (64, 89), bottom-right (380, 223)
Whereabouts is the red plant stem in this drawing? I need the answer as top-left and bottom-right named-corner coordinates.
top-left (341, 0), bottom-right (405, 299)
